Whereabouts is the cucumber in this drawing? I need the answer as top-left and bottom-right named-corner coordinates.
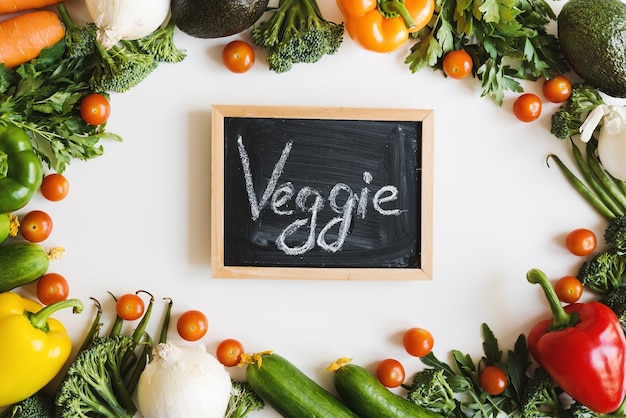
top-left (0, 242), bottom-right (60, 292)
top-left (0, 213), bottom-right (18, 244)
top-left (245, 353), bottom-right (358, 418)
top-left (333, 363), bottom-right (443, 418)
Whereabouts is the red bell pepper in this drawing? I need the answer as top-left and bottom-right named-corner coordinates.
top-left (526, 268), bottom-right (626, 414)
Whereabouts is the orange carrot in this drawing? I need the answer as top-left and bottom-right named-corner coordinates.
top-left (0, 10), bottom-right (65, 68)
top-left (0, 0), bottom-right (61, 15)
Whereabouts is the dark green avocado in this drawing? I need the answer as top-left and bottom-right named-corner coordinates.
top-left (171, 0), bottom-right (269, 39)
top-left (558, 0), bottom-right (626, 98)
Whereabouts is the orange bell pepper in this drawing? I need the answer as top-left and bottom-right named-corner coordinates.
top-left (337, 0), bottom-right (434, 53)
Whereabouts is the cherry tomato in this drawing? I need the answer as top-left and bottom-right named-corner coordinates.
top-left (442, 49), bottom-right (473, 79)
top-left (376, 358), bottom-right (406, 388)
top-left (40, 173), bottom-right (69, 202)
top-left (479, 365), bottom-right (508, 395)
top-left (36, 273), bottom-right (69, 305)
top-left (177, 309), bottom-right (209, 341)
top-left (80, 93), bottom-right (111, 126)
top-left (543, 75), bottom-right (572, 103)
top-left (216, 338), bottom-right (244, 367)
top-left (116, 293), bottom-right (145, 321)
top-left (513, 93), bottom-right (542, 122)
top-left (222, 40), bottom-right (255, 74)
top-left (403, 327), bottom-right (434, 357)
top-left (555, 275), bottom-right (583, 303)
top-left (566, 228), bottom-right (597, 256)
top-left (20, 210), bottom-right (53, 243)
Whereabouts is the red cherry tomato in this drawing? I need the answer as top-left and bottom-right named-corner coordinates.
top-left (479, 365), bottom-right (508, 395)
top-left (543, 75), bottom-right (572, 103)
top-left (222, 40), bottom-right (255, 74)
top-left (40, 173), bottom-right (69, 201)
top-left (80, 93), bottom-right (111, 126)
top-left (177, 309), bottom-right (209, 341)
top-left (442, 49), bottom-right (473, 79)
top-left (216, 338), bottom-right (244, 367)
top-left (403, 327), bottom-right (434, 357)
top-left (116, 293), bottom-right (145, 321)
top-left (20, 210), bottom-right (53, 243)
top-left (566, 228), bottom-right (597, 256)
top-left (555, 275), bottom-right (583, 304)
top-left (37, 273), bottom-right (69, 305)
top-left (513, 93), bottom-right (542, 122)
top-left (376, 358), bottom-right (406, 388)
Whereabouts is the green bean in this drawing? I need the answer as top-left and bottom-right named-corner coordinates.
top-left (159, 297), bottom-right (173, 344)
top-left (546, 154), bottom-right (617, 220)
top-left (126, 333), bottom-right (152, 395)
top-left (78, 298), bottom-right (103, 352)
top-left (107, 291), bottom-right (124, 337)
top-left (586, 141), bottom-right (626, 212)
top-left (570, 140), bottom-right (624, 217)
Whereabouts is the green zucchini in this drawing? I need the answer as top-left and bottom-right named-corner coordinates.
top-left (245, 353), bottom-right (358, 418)
top-left (0, 213), bottom-right (18, 244)
top-left (0, 242), bottom-right (61, 292)
top-left (333, 362), bottom-right (443, 418)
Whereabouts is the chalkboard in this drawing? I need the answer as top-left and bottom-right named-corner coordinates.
top-left (210, 106), bottom-right (433, 280)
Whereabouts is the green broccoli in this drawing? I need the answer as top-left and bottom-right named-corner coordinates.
top-left (404, 368), bottom-right (456, 416)
top-left (55, 335), bottom-right (137, 418)
top-left (550, 84), bottom-right (606, 140)
top-left (132, 18), bottom-right (187, 63)
top-left (600, 285), bottom-right (626, 327)
top-left (0, 391), bottom-right (55, 418)
top-left (605, 215), bottom-right (626, 256)
top-left (251, 0), bottom-right (344, 73)
top-left (521, 367), bottom-right (563, 418)
top-left (577, 248), bottom-right (626, 294)
top-left (226, 380), bottom-right (265, 418)
top-left (56, 3), bottom-right (97, 59)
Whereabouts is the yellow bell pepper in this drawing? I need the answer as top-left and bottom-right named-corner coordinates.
top-left (0, 292), bottom-right (83, 407)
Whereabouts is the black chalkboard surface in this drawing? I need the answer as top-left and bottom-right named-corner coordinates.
top-left (211, 106), bottom-right (433, 280)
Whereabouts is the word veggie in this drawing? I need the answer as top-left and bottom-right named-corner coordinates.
top-left (0, 292), bottom-right (83, 407)
top-left (526, 268), bottom-right (626, 413)
top-left (237, 137), bottom-right (403, 255)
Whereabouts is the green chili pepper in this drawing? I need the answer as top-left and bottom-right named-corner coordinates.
top-left (0, 124), bottom-right (43, 213)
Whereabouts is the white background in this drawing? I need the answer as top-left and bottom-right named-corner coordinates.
top-left (5, 0), bottom-right (617, 415)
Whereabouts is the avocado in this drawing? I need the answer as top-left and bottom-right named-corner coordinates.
top-left (171, 0), bottom-right (269, 39)
top-left (558, 0), bottom-right (626, 98)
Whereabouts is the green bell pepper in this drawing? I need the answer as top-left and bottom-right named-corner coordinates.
top-left (0, 124), bottom-right (43, 213)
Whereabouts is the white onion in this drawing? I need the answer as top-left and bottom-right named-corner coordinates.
top-left (580, 104), bottom-right (626, 180)
top-left (84, 0), bottom-right (171, 49)
top-left (137, 343), bottom-right (232, 418)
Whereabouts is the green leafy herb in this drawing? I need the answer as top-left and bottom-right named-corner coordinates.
top-left (406, 0), bottom-right (569, 105)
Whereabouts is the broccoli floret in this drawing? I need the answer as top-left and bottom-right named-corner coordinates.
top-left (605, 215), bottom-right (626, 255)
top-left (55, 335), bottom-right (136, 418)
top-left (89, 40), bottom-right (157, 93)
top-left (521, 367), bottom-right (563, 418)
top-left (0, 391), bottom-right (55, 418)
top-left (56, 3), bottom-right (97, 59)
top-left (226, 380), bottom-right (265, 418)
top-left (404, 368), bottom-right (456, 415)
top-left (133, 18), bottom-right (187, 63)
top-left (550, 84), bottom-right (605, 140)
top-left (600, 285), bottom-right (626, 327)
top-left (251, 0), bottom-right (344, 73)
top-left (577, 248), bottom-right (626, 295)
top-left (561, 401), bottom-right (599, 418)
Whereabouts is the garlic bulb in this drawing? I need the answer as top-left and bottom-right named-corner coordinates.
top-left (84, 0), bottom-right (171, 49)
top-left (137, 343), bottom-right (232, 418)
top-left (580, 104), bottom-right (626, 180)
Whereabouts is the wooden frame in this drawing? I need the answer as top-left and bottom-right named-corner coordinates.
top-left (210, 105), bottom-right (434, 280)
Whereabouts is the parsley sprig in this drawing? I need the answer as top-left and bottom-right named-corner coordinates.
top-left (406, 0), bottom-right (569, 105)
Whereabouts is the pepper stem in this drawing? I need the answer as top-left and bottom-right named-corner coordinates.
top-left (26, 298), bottom-right (84, 332)
top-left (527, 268), bottom-right (578, 330)
top-left (378, 0), bottom-right (416, 29)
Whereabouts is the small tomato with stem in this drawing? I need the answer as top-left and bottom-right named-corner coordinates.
top-left (479, 365), bottom-right (508, 395)
top-left (566, 228), bottom-right (597, 256)
top-left (20, 210), bottom-right (53, 242)
top-left (40, 173), bottom-right (69, 201)
top-left (555, 275), bottom-right (583, 303)
top-left (216, 338), bottom-right (244, 367)
top-left (513, 93), bottom-right (542, 122)
top-left (403, 327), bottom-right (434, 357)
top-left (177, 309), bottom-right (209, 341)
top-left (376, 358), bottom-right (406, 388)
top-left (442, 49), bottom-right (473, 79)
top-left (222, 40), bottom-right (255, 74)
top-left (116, 293), bottom-right (145, 321)
top-left (37, 273), bottom-right (69, 305)
top-left (80, 93), bottom-right (111, 126)
top-left (543, 75), bottom-right (572, 103)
